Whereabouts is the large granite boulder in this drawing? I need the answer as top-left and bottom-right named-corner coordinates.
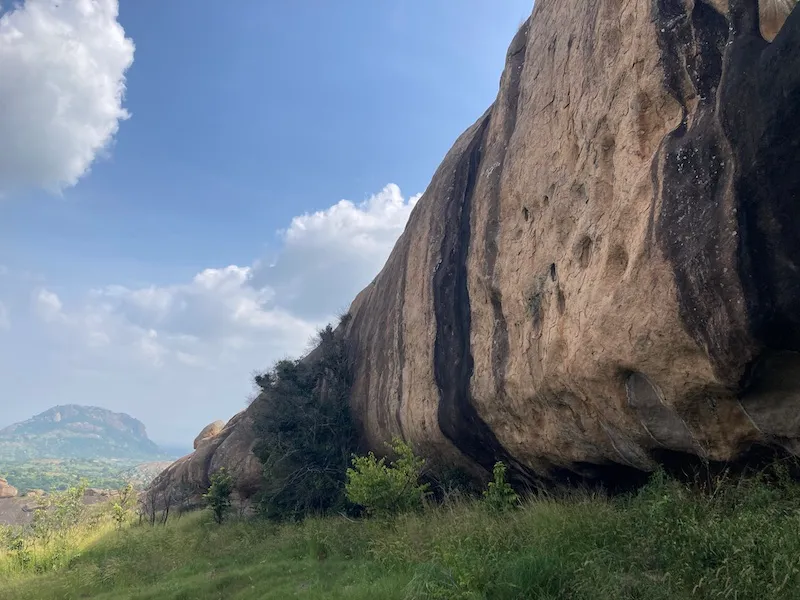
top-left (148, 411), bottom-right (262, 507)
top-left (193, 420), bottom-right (225, 450)
top-left (150, 0), bottom-right (800, 499)
top-left (342, 0), bottom-right (800, 482)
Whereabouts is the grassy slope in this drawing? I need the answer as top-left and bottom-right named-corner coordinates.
top-left (5, 473), bottom-right (800, 600)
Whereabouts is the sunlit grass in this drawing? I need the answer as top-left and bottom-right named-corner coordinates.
top-left (4, 469), bottom-right (800, 599)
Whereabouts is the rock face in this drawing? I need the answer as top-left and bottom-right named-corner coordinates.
top-left (148, 411), bottom-right (262, 507)
top-left (760, 0), bottom-right (798, 40)
top-left (151, 0), bottom-right (800, 498)
top-left (0, 478), bottom-right (18, 499)
top-left (193, 421), bottom-right (225, 450)
top-left (337, 0), bottom-right (800, 482)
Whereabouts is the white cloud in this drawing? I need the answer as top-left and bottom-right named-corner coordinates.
top-left (34, 288), bottom-right (64, 322)
top-left (30, 184), bottom-right (422, 371)
top-left (138, 329), bottom-right (166, 368)
top-left (284, 183), bottom-right (421, 253)
top-left (34, 265), bottom-right (320, 369)
top-left (0, 0), bottom-right (134, 193)
top-left (18, 184), bottom-right (420, 443)
top-left (253, 184), bottom-right (421, 318)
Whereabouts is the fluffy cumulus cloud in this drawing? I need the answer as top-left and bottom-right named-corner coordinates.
top-left (29, 184), bottom-right (421, 373)
top-left (29, 270), bottom-right (318, 371)
top-left (0, 0), bottom-right (134, 192)
top-left (5, 184), bottom-right (420, 442)
top-left (253, 184), bottom-right (422, 318)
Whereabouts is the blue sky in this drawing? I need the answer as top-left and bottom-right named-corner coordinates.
top-left (0, 0), bottom-right (531, 448)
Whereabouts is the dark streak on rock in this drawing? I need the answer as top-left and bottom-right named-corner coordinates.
top-left (485, 19), bottom-right (530, 408)
top-left (345, 301), bottom-right (372, 452)
top-left (721, 2), bottom-right (800, 355)
top-left (433, 114), bottom-right (531, 482)
top-left (652, 0), bottom-right (754, 382)
top-left (394, 243), bottom-right (409, 439)
top-left (653, 0), bottom-right (800, 386)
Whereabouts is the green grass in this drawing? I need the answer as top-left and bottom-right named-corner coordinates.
top-left (4, 470), bottom-right (800, 599)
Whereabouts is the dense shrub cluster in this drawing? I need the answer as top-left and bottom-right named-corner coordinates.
top-left (252, 324), bottom-right (359, 520)
top-left (3, 482), bottom-right (95, 574)
top-left (203, 468), bottom-right (234, 524)
top-left (251, 319), bottom-right (522, 521)
top-left (345, 438), bottom-right (430, 516)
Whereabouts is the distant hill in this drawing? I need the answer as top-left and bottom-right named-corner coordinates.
top-left (0, 405), bottom-right (170, 462)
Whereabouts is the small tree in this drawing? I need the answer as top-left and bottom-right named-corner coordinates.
top-left (345, 438), bottom-right (430, 517)
top-left (482, 462), bottom-right (519, 513)
top-left (253, 325), bottom-right (358, 521)
top-left (111, 483), bottom-right (136, 530)
top-left (204, 468), bottom-right (234, 524)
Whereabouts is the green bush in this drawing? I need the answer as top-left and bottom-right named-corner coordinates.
top-left (204, 468), bottom-right (234, 524)
top-left (252, 324), bottom-right (358, 521)
top-left (31, 481), bottom-right (88, 544)
top-left (345, 438), bottom-right (430, 517)
top-left (482, 462), bottom-right (519, 513)
top-left (111, 483), bottom-right (136, 530)
top-left (3, 482), bottom-right (93, 574)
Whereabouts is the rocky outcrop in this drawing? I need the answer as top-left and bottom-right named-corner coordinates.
top-left (0, 478), bottom-right (17, 499)
top-left (148, 411), bottom-right (262, 507)
top-left (194, 420), bottom-right (225, 449)
top-left (151, 0), bottom-right (800, 498)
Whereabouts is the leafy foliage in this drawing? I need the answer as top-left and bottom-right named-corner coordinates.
top-left (3, 482), bottom-right (90, 573)
top-left (482, 461), bottom-right (519, 513)
top-left (345, 438), bottom-right (430, 517)
top-left (112, 484), bottom-right (136, 530)
top-left (203, 468), bottom-right (234, 525)
top-left (0, 459), bottom-right (137, 492)
top-left (252, 324), bottom-right (358, 521)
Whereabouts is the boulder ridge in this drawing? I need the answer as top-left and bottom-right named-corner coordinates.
top-left (150, 0), bottom-right (800, 500)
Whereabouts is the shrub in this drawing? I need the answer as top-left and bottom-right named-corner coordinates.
top-left (252, 325), bottom-right (358, 521)
top-left (204, 468), bottom-right (233, 525)
top-left (345, 437), bottom-right (430, 517)
top-left (4, 482), bottom-right (94, 573)
top-left (111, 483), bottom-right (136, 530)
top-left (31, 481), bottom-right (88, 545)
top-left (482, 462), bottom-right (519, 513)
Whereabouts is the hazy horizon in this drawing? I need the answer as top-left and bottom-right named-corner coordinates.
top-left (0, 403), bottom-right (192, 454)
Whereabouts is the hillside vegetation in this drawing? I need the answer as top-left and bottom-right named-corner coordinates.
top-left (3, 465), bottom-right (800, 600)
top-left (0, 405), bottom-right (168, 463)
top-left (0, 459), bottom-right (173, 493)
top-left (8, 326), bottom-right (797, 600)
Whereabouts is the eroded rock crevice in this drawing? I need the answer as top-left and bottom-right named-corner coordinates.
top-left (432, 115), bottom-right (512, 474)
